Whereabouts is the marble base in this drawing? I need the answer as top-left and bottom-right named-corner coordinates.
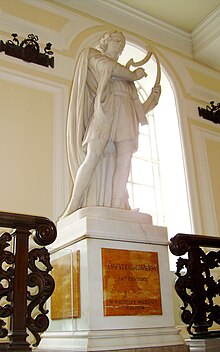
top-left (186, 337), bottom-right (220, 352)
top-left (52, 207), bottom-right (167, 249)
top-left (39, 327), bottom-right (187, 351)
top-left (39, 207), bottom-right (187, 351)
top-left (37, 345), bottom-right (189, 352)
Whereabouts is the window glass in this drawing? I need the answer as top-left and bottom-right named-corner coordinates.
top-left (119, 42), bottom-right (192, 253)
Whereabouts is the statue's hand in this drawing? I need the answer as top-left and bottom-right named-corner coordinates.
top-left (142, 84), bottom-right (162, 115)
top-left (133, 67), bottom-right (147, 80)
top-left (151, 84), bottom-right (161, 102)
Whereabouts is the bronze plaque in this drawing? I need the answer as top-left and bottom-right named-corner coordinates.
top-left (102, 248), bottom-right (162, 316)
top-left (51, 250), bottom-right (80, 320)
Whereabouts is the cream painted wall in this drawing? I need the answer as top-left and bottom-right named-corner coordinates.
top-left (0, 79), bottom-right (53, 218)
top-left (187, 68), bottom-right (220, 94)
top-left (206, 140), bottom-right (220, 232)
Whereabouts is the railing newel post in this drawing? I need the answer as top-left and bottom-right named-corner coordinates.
top-left (170, 233), bottom-right (220, 339)
top-left (9, 228), bottom-right (31, 350)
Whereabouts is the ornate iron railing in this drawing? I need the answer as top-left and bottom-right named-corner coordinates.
top-left (169, 233), bottom-right (220, 339)
top-left (0, 211), bottom-right (57, 351)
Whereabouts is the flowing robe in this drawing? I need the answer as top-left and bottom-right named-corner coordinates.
top-left (66, 47), bottom-right (147, 209)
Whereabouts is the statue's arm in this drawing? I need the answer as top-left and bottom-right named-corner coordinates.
top-left (88, 49), bottom-right (146, 82)
top-left (112, 62), bottom-right (146, 81)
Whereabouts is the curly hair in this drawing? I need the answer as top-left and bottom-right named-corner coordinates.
top-left (98, 31), bottom-right (126, 54)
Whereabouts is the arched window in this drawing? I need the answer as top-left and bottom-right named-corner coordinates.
top-left (127, 84), bottom-right (165, 226)
top-left (119, 42), bottom-right (192, 249)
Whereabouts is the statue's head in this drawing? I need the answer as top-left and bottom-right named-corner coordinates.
top-left (98, 31), bottom-right (126, 59)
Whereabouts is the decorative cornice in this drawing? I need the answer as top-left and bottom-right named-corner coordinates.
top-left (192, 6), bottom-right (220, 53)
top-left (20, 0), bottom-right (193, 56)
top-left (1, 0), bottom-right (219, 69)
top-left (0, 11), bottom-right (66, 49)
top-left (55, 0), bottom-right (192, 56)
top-left (0, 1), bottom-right (100, 51)
top-left (191, 6), bottom-right (220, 70)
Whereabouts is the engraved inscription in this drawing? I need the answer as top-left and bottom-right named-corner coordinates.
top-left (102, 248), bottom-right (162, 316)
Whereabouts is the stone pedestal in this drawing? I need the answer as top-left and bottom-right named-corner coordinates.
top-left (186, 338), bottom-right (220, 352)
top-left (39, 207), bottom-right (188, 352)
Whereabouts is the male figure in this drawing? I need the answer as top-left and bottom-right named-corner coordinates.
top-left (62, 31), bottom-right (161, 217)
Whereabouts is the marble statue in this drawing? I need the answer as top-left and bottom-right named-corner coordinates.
top-left (62, 31), bottom-right (161, 217)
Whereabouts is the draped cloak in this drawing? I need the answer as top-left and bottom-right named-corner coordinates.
top-left (66, 47), bottom-right (147, 210)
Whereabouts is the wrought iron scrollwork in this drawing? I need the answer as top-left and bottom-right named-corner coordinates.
top-left (0, 232), bottom-right (14, 338)
top-left (170, 233), bottom-right (220, 339)
top-left (0, 211), bottom-right (57, 350)
top-left (34, 222), bottom-right (57, 246)
top-left (0, 33), bottom-right (54, 68)
top-left (198, 101), bottom-right (220, 124)
top-left (27, 247), bottom-right (55, 347)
